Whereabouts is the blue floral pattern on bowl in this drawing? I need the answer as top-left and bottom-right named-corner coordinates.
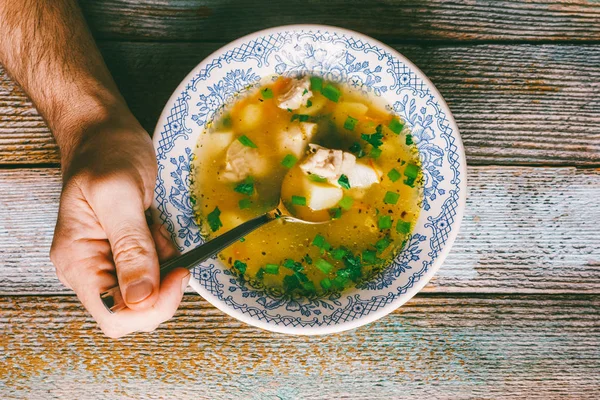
top-left (151, 25), bottom-right (466, 334)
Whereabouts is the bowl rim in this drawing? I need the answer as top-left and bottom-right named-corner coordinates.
top-left (153, 24), bottom-right (467, 335)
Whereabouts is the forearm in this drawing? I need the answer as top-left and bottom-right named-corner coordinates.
top-left (0, 0), bottom-right (132, 167)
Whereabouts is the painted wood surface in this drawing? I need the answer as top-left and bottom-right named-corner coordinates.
top-left (1, 43), bottom-right (599, 165)
top-left (1, 166), bottom-right (598, 295)
top-left (77, 0), bottom-right (600, 43)
top-left (1, 294), bottom-right (599, 399)
top-left (1, 1), bottom-right (600, 397)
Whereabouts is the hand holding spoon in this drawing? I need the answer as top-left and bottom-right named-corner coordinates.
top-left (100, 198), bottom-right (326, 313)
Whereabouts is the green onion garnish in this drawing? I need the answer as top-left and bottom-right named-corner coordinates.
top-left (337, 269), bottom-right (352, 279)
top-left (233, 260), bottom-right (247, 274)
top-left (332, 276), bottom-right (349, 289)
top-left (331, 248), bottom-right (347, 260)
top-left (233, 177), bottom-right (254, 195)
top-left (339, 196), bottom-right (354, 211)
top-left (283, 259), bottom-right (296, 270)
top-left (369, 147), bottom-right (382, 159)
top-left (361, 131), bottom-right (384, 148)
top-left (344, 116), bottom-right (358, 130)
top-left (406, 134), bottom-right (414, 145)
top-left (207, 206), bottom-right (222, 232)
top-left (362, 250), bottom-right (377, 264)
top-left (310, 76), bottom-right (323, 92)
top-left (396, 220), bottom-right (411, 234)
top-left (329, 207), bottom-right (342, 219)
top-left (291, 114), bottom-right (310, 122)
top-left (404, 163), bottom-right (419, 179)
top-left (338, 174), bottom-right (351, 189)
top-left (316, 258), bottom-right (334, 274)
top-left (349, 142), bottom-right (365, 158)
top-left (378, 215), bottom-right (392, 229)
top-left (387, 168), bottom-right (401, 182)
top-left (384, 191), bottom-right (400, 205)
top-left (265, 264), bottom-right (279, 274)
top-left (320, 278), bottom-right (332, 290)
top-left (302, 88), bottom-right (308, 96)
top-left (304, 254), bottom-right (313, 265)
top-left (222, 115), bottom-right (232, 128)
top-left (239, 237), bottom-right (245, 242)
top-left (261, 87), bottom-right (274, 99)
top-left (404, 176), bottom-right (416, 187)
top-left (292, 195), bottom-right (307, 206)
top-left (388, 118), bottom-right (404, 134)
top-left (303, 281), bottom-right (316, 292)
top-left (256, 268), bottom-right (265, 280)
top-left (312, 234), bottom-right (326, 248)
top-left (238, 135), bottom-right (257, 148)
top-left (283, 274), bottom-right (301, 291)
top-left (281, 154), bottom-right (298, 168)
top-left (238, 198), bottom-right (252, 209)
top-left (375, 236), bottom-right (391, 253)
top-left (308, 174), bottom-right (328, 183)
top-left (306, 99), bottom-right (313, 108)
top-left (283, 259), bottom-right (303, 272)
top-left (321, 83), bottom-right (341, 102)
top-left (295, 271), bottom-right (309, 283)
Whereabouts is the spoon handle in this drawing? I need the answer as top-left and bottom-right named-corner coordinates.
top-left (100, 212), bottom-right (275, 313)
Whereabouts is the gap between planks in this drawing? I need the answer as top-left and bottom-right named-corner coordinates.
top-left (76, 0), bottom-right (600, 43)
top-left (1, 294), bottom-right (599, 399)
top-left (0, 166), bottom-right (598, 295)
top-left (1, 43), bottom-right (600, 166)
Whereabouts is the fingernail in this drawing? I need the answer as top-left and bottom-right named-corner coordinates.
top-left (125, 279), bottom-right (154, 304)
top-left (181, 273), bottom-right (191, 295)
top-left (159, 224), bottom-right (171, 240)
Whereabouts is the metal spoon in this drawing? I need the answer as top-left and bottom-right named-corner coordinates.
top-left (100, 199), bottom-right (326, 313)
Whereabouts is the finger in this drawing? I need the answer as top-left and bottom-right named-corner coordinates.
top-left (150, 223), bottom-right (179, 262)
top-left (93, 267), bottom-right (190, 338)
top-left (88, 179), bottom-right (160, 311)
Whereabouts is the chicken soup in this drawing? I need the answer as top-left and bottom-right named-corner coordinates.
top-left (192, 75), bottom-right (422, 297)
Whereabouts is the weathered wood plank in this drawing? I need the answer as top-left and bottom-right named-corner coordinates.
top-left (1, 294), bottom-right (598, 399)
top-left (1, 43), bottom-right (599, 165)
top-left (77, 0), bottom-right (600, 42)
top-left (1, 166), bottom-right (598, 295)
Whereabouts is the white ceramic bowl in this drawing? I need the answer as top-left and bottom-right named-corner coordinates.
top-left (151, 25), bottom-right (466, 335)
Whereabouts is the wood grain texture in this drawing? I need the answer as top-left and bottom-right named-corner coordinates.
top-left (1, 43), bottom-right (599, 165)
top-left (1, 294), bottom-right (599, 399)
top-left (77, 0), bottom-right (600, 42)
top-left (1, 166), bottom-right (598, 295)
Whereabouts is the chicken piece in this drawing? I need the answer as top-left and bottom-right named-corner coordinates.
top-left (300, 143), bottom-right (380, 189)
top-left (220, 139), bottom-right (268, 182)
top-left (279, 123), bottom-right (318, 158)
top-left (300, 146), bottom-right (344, 179)
top-left (277, 76), bottom-right (312, 110)
top-left (301, 144), bottom-right (357, 180)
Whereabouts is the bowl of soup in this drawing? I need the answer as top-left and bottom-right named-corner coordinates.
top-left (152, 25), bottom-right (466, 334)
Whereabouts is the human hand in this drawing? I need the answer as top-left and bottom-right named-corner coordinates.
top-left (50, 114), bottom-right (190, 338)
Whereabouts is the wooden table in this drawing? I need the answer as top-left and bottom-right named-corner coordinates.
top-left (1, 1), bottom-right (599, 398)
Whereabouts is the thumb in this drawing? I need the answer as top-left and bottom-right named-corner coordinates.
top-left (90, 179), bottom-right (160, 311)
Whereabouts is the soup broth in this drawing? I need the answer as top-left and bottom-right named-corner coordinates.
top-left (192, 75), bottom-right (422, 296)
